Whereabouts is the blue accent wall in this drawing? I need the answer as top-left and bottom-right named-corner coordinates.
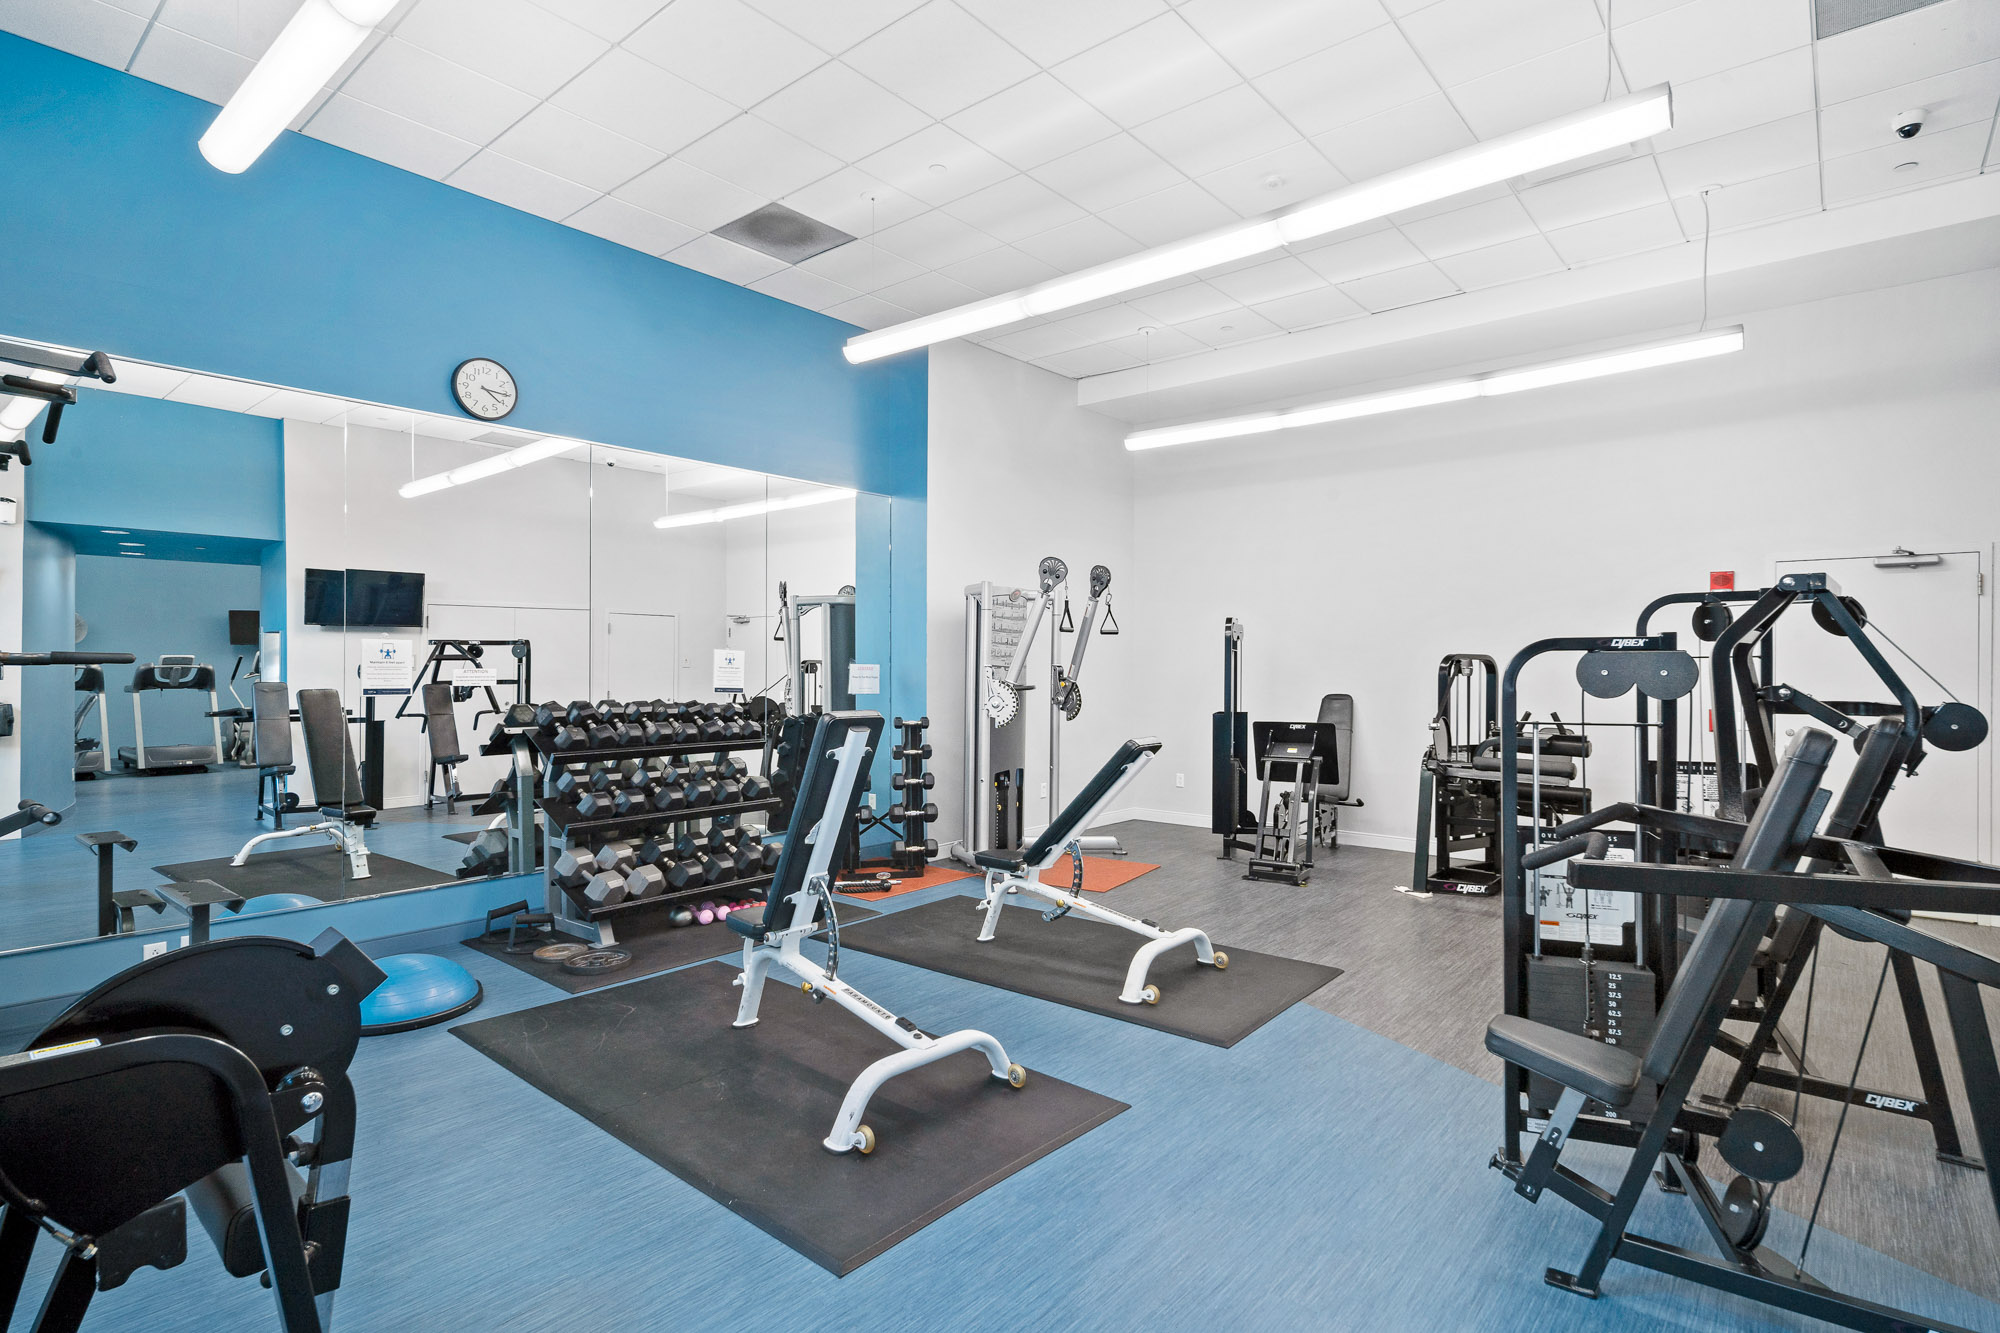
top-left (19, 524), bottom-right (77, 811)
top-left (75, 555), bottom-right (260, 759)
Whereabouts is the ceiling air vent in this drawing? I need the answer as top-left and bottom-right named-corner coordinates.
top-left (712, 203), bottom-right (854, 264)
top-left (1814, 0), bottom-right (1946, 38)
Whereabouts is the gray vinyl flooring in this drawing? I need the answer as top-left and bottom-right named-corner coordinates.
top-left (1089, 819), bottom-right (2000, 1304)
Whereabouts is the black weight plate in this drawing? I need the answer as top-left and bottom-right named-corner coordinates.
top-left (533, 943), bottom-right (591, 963)
top-left (1717, 1105), bottom-right (1804, 1183)
top-left (1691, 602), bottom-right (1733, 643)
top-left (562, 948), bottom-right (633, 975)
top-left (1634, 650), bottom-right (1700, 701)
top-left (1923, 701), bottom-right (1988, 752)
top-left (1575, 651), bottom-right (1635, 699)
top-left (1811, 594), bottom-right (1868, 635)
top-left (1718, 1175), bottom-right (1771, 1251)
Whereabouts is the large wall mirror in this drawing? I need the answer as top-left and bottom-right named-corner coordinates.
top-left (0, 337), bottom-right (896, 967)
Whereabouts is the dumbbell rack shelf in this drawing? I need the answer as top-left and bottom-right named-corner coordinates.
top-left (534, 731), bottom-right (776, 947)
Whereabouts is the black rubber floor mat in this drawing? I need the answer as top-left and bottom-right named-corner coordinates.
top-left (452, 962), bottom-right (1125, 1274)
top-left (152, 846), bottom-right (447, 901)
top-left (840, 896), bottom-right (1342, 1047)
top-left (462, 903), bottom-right (878, 994)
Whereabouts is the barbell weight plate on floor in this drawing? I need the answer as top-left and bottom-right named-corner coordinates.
top-left (1718, 1175), bottom-right (1772, 1252)
top-left (561, 948), bottom-right (633, 975)
top-left (1923, 701), bottom-right (1988, 752)
top-left (1716, 1104), bottom-right (1804, 1183)
top-left (1691, 601), bottom-right (1734, 642)
top-left (533, 942), bottom-right (591, 963)
top-left (1810, 593), bottom-right (1868, 635)
top-left (1633, 650), bottom-right (1700, 701)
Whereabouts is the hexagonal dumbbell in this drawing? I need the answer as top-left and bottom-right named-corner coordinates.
top-left (889, 800), bottom-right (939, 823)
top-left (612, 785), bottom-right (653, 816)
top-left (564, 700), bottom-right (599, 728)
top-left (665, 853), bottom-right (711, 891)
top-left (739, 774), bottom-right (771, 802)
top-left (683, 766), bottom-right (717, 808)
top-left (625, 862), bottom-right (667, 900)
top-left (582, 870), bottom-right (627, 907)
top-left (552, 848), bottom-right (592, 891)
top-left (551, 725), bottom-right (591, 753)
top-left (890, 771), bottom-right (936, 791)
top-left (574, 788), bottom-right (617, 818)
top-left (593, 840), bottom-right (638, 875)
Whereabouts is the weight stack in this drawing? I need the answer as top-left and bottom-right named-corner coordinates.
top-left (1524, 955), bottom-right (1658, 1122)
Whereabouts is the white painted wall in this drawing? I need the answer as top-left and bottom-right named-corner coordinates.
top-left (0, 461), bottom-right (25, 827)
top-left (1124, 268), bottom-right (2000, 857)
top-left (926, 341), bottom-right (1142, 848)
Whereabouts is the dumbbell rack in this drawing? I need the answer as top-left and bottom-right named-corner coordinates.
top-left (836, 717), bottom-right (939, 888)
top-left (533, 727), bottom-right (778, 948)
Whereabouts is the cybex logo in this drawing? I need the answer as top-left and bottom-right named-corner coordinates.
top-left (1608, 638), bottom-right (1651, 648)
top-left (1864, 1093), bottom-right (1918, 1112)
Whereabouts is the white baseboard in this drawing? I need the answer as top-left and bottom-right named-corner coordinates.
top-left (1092, 807), bottom-right (1417, 854)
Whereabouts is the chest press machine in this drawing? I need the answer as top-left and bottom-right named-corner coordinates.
top-left (727, 711), bottom-right (1027, 1155)
top-left (974, 738), bottom-right (1226, 1006)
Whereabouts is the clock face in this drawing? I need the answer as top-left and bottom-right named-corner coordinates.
top-left (451, 358), bottom-right (517, 421)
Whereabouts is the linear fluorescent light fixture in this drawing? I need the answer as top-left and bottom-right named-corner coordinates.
top-left (398, 436), bottom-right (576, 498)
top-left (199, 0), bottom-right (398, 173)
top-left (844, 85), bottom-right (1674, 364)
top-left (1125, 327), bottom-right (1743, 451)
top-left (655, 487), bottom-right (856, 530)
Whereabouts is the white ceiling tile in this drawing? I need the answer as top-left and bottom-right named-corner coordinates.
top-left (1431, 233), bottom-right (1565, 290)
top-left (1446, 36), bottom-right (1617, 139)
top-left (1106, 324), bottom-right (1208, 362)
top-left (1176, 307), bottom-right (1283, 346)
top-left (165, 374), bottom-right (279, 412)
top-left (613, 158), bottom-right (765, 231)
top-left (749, 267), bottom-right (857, 311)
top-left (941, 175), bottom-right (1089, 243)
top-left (1131, 85), bottom-right (1302, 179)
top-left (548, 49), bottom-right (739, 156)
top-left (782, 167), bottom-right (927, 236)
top-left (956, 0), bottom-right (1165, 65)
top-left (824, 293), bottom-right (919, 329)
top-left (844, 2), bottom-right (1040, 119)
top-left (1204, 255), bottom-right (1323, 305)
top-left (983, 321), bottom-right (1098, 360)
top-left (1195, 141), bottom-right (1346, 214)
top-left (303, 95), bottom-right (480, 179)
top-left (1098, 181), bottom-right (1241, 245)
top-left (1248, 283), bottom-right (1366, 331)
top-left (1386, 180), bottom-right (1517, 225)
top-left (95, 361), bottom-right (190, 398)
top-left (946, 74), bottom-right (1122, 170)
top-left (246, 389), bottom-right (349, 423)
top-left (1254, 24), bottom-right (1435, 137)
top-left (1822, 119), bottom-right (1988, 206)
top-left (1667, 163), bottom-right (1820, 233)
top-left (128, 24), bottom-right (250, 105)
top-left (1035, 344), bottom-right (1144, 378)
top-left (341, 38), bottom-right (539, 145)
top-left (1052, 13), bottom-right (1241, 128)
top-left (754, 61), bottom-right (931, 162)
top-left (872, 271), bottom-right (988, 315)
top-left (1337, 262), bottom-right (1458, 312)
top-left (857, 124), bottom-right (1017, 205)
top-left (623, 0), bottom-right (828, 107)
top-left (1179, 0), bottom-right (1389, 79)
top-left (1817, 58), bottom-right (2000, 159)
top-left (1129, 280), bottom-right (1241, 324)
top-left (1295, 225), bottom-right (1424, 283)
top-left (1650, 46), bottom-right (1816, 152)
top-left (151, 0), bottom-right (293, 58)
top-left (1398, 194), bottom-right (1541, 258)
top-left (528, 0), bottom-right (663, 43)
top-left (1817, 0), bottom-right (2000, 103)
top-left (742, 0), bottom-right (926, 53)
top-left (447, 150), bottom-right (599, 221)
top-left (1654, 111), bottom-right (1817, 195)
top-left (7, 0), bottom-right (145, 69)
top-left (868, 209), bottom-right (1002, 267)
top-left (1031, 134), bottom-right (1186, 213)
top-left (1545, 201), bottom-right (1685, 265)
top-left (936, 245), bottom-right (1064, 294)
top-left (677, 116), bottom-right (843, 199)
top-left (564, 195), bottom-right (700, 255)
top-left (1312, 94), bottom-right (1475, 181)
top-left (395, 0), bottom-right (608, 98)
top-left (1518, 155), bottom-right (1670, 230)
top-left (1013, 216), bottom-right (1143, 269)
top-left (1614, 0), bottom-right (1810, 89)
top-left (665, 233), bottom-right (790, 283)
top-left (1045, 302), bottom-right (1156, 342)
top-left (489, 104), bottom-right (661, 192)
top-left (796, 241), bottom-right (926, 292)
top-left (1401, 0), bottom-right (1603, 89)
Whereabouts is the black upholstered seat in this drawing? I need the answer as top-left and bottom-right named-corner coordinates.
top-left (974, 850), bottom-right (1024, 872)
top-left (1485, 1015), bottom-right (1644, 1108)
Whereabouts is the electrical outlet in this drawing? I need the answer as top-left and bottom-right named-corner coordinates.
top-left (1040, 783), bottom-right (1047, 798)
top-left (142, 940), bottom-right (168, 959)
top-left (1175, 773), bottom-right (1185, 788)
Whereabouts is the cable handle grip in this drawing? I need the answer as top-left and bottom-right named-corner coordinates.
top-left (1521, 831), bottom-right (1611, 872)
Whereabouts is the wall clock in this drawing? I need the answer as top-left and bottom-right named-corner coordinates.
top-left (451, 358), bottom-right (517, 421)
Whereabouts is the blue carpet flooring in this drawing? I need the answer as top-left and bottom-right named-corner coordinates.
top-left (12, 876), bottom-right (1997, 1332)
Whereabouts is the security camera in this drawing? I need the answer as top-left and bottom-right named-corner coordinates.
top-left (1893, 109), bottom-right (1926, 139)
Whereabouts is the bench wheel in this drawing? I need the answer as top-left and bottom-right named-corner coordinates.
top-left (1141, 984), bottom-right (1160, 1005)
top-left (856, 1124), bottom-right (875, 1155)
top-left (1007, 1063), bottom-right (1027, 1088)
top-left (1212, 951), bottom-right (1229, 970)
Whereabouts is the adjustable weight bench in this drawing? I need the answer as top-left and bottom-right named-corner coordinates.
top-left (728, 710), bottom-right (1026, 1155)
top-left (975, 738), bottom-right (1225, 1005)
top-left (418, 682), bottom-right (467, 813)
top-left (229, 689), bottom-right (372, 880)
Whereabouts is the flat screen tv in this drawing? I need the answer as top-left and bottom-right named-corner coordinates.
top-left (228, 610), bottom-right (261, 646)
top-left (303, 568), bottom-right (425, 628)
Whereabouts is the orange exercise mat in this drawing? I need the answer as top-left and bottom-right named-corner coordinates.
top-left (835, 860), bottom-right (977, 901)
top-left (1046, 854), bottom-right (1161, 893)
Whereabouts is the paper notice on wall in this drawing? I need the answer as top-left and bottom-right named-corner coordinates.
top-left (454, 667), bottom-right (498, 687)
top-left (360, 638), bottom-right (415, 695)
top-left (713, 648), bottom-right (746, 693)
top-left (849, 663), bottom-right (880, 695)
